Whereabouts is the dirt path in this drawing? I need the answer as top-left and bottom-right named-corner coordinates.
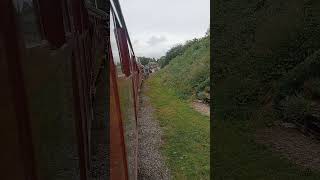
top-left (137, 84), bottom-right (171, 180)
top-left (256, 125), bottom-right (320, 171)
top-left (191, 101), bottom-right (210, 117)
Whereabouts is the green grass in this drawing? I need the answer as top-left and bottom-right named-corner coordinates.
top-left (213, 117), bottom-right (320, 180)
top-left (145, 74), bottom-right (210, 180)
top-left (159, 35), bottom-right (210, 100)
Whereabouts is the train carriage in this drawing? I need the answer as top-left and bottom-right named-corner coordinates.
top-left (109, 0), bottom-right (143, 179)
top-left (1, 0), bottom-right (142, 179)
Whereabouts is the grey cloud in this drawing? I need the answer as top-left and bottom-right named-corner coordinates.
top-left (119, 0), bottom-right (210, 58)
top-left (147, 36), bottom-right (167, 46)
top-left (133, 39), bottom-right (139, 45)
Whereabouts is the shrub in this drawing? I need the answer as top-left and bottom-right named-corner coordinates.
top-left (213, 0), bottom-right (320, 121)
top-left (278, 94), bottom-right (312, 123)
top-left (213, 76), bottom-right (260, 120)
top-left (197, 92), bottom-right (207, 101)
top-left (274, 49), bottom-right (320, 109)
top-left (307, 78), bottom-right (320, 99)
top-left (157, 35), bottom-right (210, 102)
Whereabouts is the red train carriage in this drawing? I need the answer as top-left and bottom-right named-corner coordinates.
top-left (109, 0), bottom-right (143, 179)
top-left (1, 0), bottom-right (142, 179)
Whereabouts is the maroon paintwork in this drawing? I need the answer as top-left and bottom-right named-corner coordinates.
top-left (1, 0), bottom-right (142, 179)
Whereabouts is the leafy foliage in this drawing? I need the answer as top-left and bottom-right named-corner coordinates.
top-left (158, 37), bottom-right (208, 68)
top-left (274, 50), bottom-right (320, 109)
top-left (213, 1), bottom-right (320, 178)
top-left (213, 0), bottom-right (320, 120)
top-left (137, 56), bottom-right (156, 66)
top-left (158, 44), bottom-right (184, 68)
top-left (157, 35), bottom-right (210, 101)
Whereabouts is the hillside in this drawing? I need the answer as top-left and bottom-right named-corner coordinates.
top-left (137, 33), bottom-right (210, 179)
top-left (213, 0), bottom-right (320, 120)
top-left (213, 0), bottom-right (320, 178)
top-left (157, 34), bottom-right (210, 102)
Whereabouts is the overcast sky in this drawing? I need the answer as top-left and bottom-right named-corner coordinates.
top-left (118, 0), bottom-right (210, 58)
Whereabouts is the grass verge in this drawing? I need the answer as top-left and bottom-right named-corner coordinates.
top-left (145, 74), bottom-right (210, 179)
top-left (213, 116), bottom-right (320, 180)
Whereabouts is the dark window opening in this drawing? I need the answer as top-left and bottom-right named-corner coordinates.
top-left (12, 0), bottom-right (42, 47)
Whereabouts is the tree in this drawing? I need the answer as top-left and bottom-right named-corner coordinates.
top-left (158, 56), bottom-right (167, 68)
top-left (138, 56), bottom-right (154, 66)
top-left (158, 44), bottom-right (185, 68)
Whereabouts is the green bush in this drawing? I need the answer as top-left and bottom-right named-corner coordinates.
top-left (274, 50), bottom-right (320, 109)
top-left (158, 35), bottom-right (210, 101)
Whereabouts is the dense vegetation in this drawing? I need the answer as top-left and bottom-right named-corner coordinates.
top-left (137, 56), bottom-right (157, 66)
top-left (213, 0), bottom-right (320, 122)
top-left (212, 0), bottom-right (320, 179)
top-left (213, 0), bottom-right (320, 178)
top-left (157, 34), bottom-right (210, 102)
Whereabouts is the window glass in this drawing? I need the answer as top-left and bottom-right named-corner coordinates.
top-left (110, 10), bottom-right (124, 76)
top-left (12, 0), bottom-right (42, 47)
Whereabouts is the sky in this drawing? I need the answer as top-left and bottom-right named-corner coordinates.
top-left (118, 0), bottom-right (210, 58)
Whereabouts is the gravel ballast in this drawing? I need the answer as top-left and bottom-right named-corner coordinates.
top-left (137, 85), bottom-right (171, 180)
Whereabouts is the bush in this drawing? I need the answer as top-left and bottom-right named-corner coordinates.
top-left (196, 91), bottom-right (210, 103)
top-left (306, 78), bottom-right (320, 99)
top-left (274, 50), bottom-right (320, 109)
top-left (158, 35), bottom-right (210, 101)
top-left (213, 0), bottom-right (320, 121)
top-left (278, 94), bottom-right (312, 123)
top-left (213, 76), bottom-right (260, 121)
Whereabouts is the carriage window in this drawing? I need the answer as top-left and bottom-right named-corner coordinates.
top-left (110, 11), bottom-right (124, 76)
top-left (12, 0), bottom-right (42, 47)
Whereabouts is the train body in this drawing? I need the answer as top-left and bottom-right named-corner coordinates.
top-left (109, 0), bottom-right (143, 179)
top-left (1, 0), bottom-right (142, 179)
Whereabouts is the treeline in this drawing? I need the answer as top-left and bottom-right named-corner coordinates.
top-left (158, 29), bottom-right (210, 68)
top-left (213, 0), bottom-right (320, 122)
top-left (137, 56), bottom-right (157, 66)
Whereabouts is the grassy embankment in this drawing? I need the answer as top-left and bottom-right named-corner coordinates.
top-left (158, 34), bottom-right (210, 102)
top-left (141, 34), bottom-right (210, 179)
top-left (213, 0), bottom-right (320, 179)
top-left (145, 76), bottom-right (210, 179)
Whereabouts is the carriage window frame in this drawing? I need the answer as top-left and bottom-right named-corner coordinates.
top-left (115, 27), bottom-right (131, 77)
